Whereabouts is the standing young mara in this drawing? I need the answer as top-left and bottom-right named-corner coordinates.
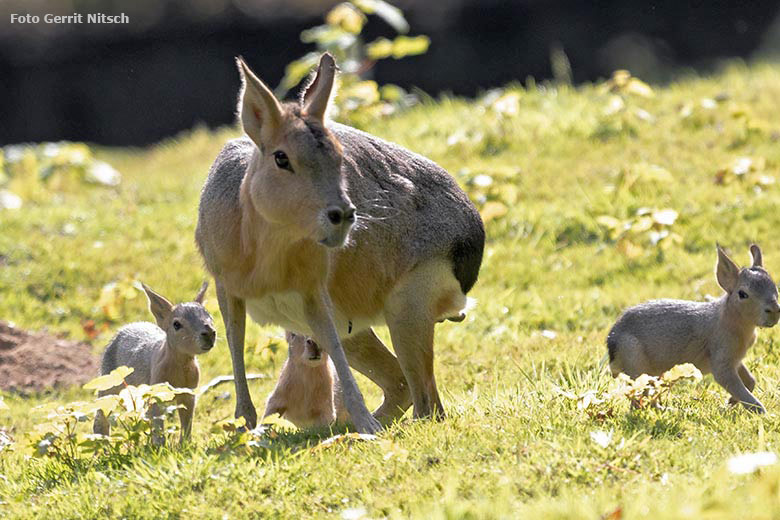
top-left (608, 244), bottom-right (780, 412)
top-left (93, 282), bottom-right (216, 439)
top-left (195, 53), bottom-right (484, 433)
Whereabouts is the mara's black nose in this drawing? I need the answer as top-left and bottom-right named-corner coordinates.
top-left (327, 207), bottom-right (343, 225)
top-left (201, 328), bottom-right (216, 345)
top-left (327, 205), bottom-right (356, 226)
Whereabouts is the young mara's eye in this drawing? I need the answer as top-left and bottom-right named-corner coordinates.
top-left (738, 290), bottom-right (749, 300)
top-left (273, 151), bottom-right (292, 172)
top-left (173, 320), bottom-right (182, 331)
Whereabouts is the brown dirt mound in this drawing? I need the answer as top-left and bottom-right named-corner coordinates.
top-left (0, 321), bottom-right (99, 394)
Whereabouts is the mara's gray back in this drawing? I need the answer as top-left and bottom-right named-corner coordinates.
top-left (607, 298), bottom-right (720, 370)
top-left (100, 322), bottom-right (164, 390)
top-left (197, 123), bottom-right (484, 295)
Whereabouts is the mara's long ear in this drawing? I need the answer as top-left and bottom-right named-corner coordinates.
top-left (236, 57), bottom-right (283, 147)
top-left (142, 283), bottom-right (174, 327)
top-left (302, 53), bottom-right (336, 121)
top-left (194, 280), bottom-right (209, 304)
top-left (750, 244), bottom-right (763, 268)
top-left (716, 245), bottom-right (740, 293)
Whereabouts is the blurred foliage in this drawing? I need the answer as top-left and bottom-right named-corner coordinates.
top-left (279, 0), bottom-right (429, 127)
top-left (0, 142), bottom-right (120, 210)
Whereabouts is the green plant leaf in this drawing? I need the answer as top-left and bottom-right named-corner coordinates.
top-left (352, 0), bottom-right (409, 33)
top-left (326, 3), bottom-right (367, 34)
top-left (83, 366), bottom-right (134, 391)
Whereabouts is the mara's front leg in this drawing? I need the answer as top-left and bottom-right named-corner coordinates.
top-left (729, 362), bottom-right (758, 405)
top-left (305, 287), bottom-right (381, 434)
top-left (176, 393), bottom-right (196, 443)
top-left (216, 281), bottom-right (258, 429)
top-left (712, 358), bottom-right (765, 413)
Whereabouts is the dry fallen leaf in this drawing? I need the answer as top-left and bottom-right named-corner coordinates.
top-left (480, 201), bottom-right (508, 223)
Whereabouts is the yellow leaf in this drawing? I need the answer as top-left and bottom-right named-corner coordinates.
top-left (119, 385), bottom-right (148, 413)
top-left (596, 215), bottom-right (623, 230)
top-left (366, 37), bottom-right (394, 60)
top-left (662, 363), bottom-right (702, 382)
top-left (480, 201), bottom-right (508, 222)
top-left (212, 416), bottom-right (247, 433)
top-left (314, 432), bottom-right (378, 451)
top-left (262, 413), bottom-right (297, 431)
top-left (390, 35), bottom-right (430, 58)
top-left (326, 3), bottom-right (366, 34)
top-left (617, 237), bottom-right (644, 259)
top-left (625, 77), bottom-right (654, 98)
top-left (83, 366), bottom-right (134, 391)
top-left (651, 209), bottom-right (678, 226)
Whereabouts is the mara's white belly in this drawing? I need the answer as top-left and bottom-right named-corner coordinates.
top-left (245, 292), bottom-right (383, 338)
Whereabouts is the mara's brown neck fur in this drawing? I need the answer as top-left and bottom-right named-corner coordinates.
top-left (153, 342), bottom-right (200, 389)
top-left (233, 178), bottom-right (326, 298)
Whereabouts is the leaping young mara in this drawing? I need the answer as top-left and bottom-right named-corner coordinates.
top-left (195, 53), bottom-right (485, 433)
top-left (608, 244), bottom-right (780, 412)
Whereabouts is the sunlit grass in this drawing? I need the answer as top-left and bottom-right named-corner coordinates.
top-left (3, 63), bottom-right (780, 518)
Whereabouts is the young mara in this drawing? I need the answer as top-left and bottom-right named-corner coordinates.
top-left (195, 53), bottom-right (485, 433)
top-left (608, 244), bottom-right (780, 412)
top-left (93, 282), bottom-right (216, 438)
top-left (263, 331), bottom-right (347, 428)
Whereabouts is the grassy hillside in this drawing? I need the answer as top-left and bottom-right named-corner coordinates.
top-left (3, 63), bottom-right (780, 518)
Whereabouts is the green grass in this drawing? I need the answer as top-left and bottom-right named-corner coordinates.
top-left (3, 62), bottom-right (780, 518)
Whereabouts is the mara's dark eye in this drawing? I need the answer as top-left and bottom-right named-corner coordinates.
top-left (273, 151), bottom-right (292, 172)
top-left (739, 290), bottom-right (749, 300)
top-left (173, 320), bottom-right (182, 331)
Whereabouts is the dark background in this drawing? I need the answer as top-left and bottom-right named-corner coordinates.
top-left (2, 0), bottom-right (780, 146)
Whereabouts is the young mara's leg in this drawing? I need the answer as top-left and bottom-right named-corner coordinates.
top-left (613, 334), bottom-right (652, 379)
top-left (737, 362), bottom-right (757, 391)
top-left (216, 281), bottom-right (257, 429)
top-left (263, 394), bottom-right (287, 419)
top-left (342, 329), bottom-right (411, 424)
top-left (176, 393), bottom-right (196, 442)
top-left (712, 360), bottom-right (765, 413)
top-left (93, 409), bottom-right (110, 436)
top-left (729, 362), bottom-right (757, 405)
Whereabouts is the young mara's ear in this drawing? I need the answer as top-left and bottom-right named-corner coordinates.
top-left (750, 244), bottom-right (763, 268)
top-left (236, 57), bottom-right (283, 147)
top-left (302, 53), bottom-right (336, 122)
top-left (716, 245), bottom-right (740, 293)
top-left (142, 283), bottom-right (174, 327)
top-left (194, 280), bottom-right (209, 304)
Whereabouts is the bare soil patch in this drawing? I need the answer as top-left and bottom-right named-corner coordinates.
top-left (0, 321), bottom-right (98, 393)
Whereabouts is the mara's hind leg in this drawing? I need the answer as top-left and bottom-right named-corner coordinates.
top-left (342, 328), bottom-right (412, 424)
top-left (385, 312), bottom-right (441, 419)
top-left (384, 259), bottom-right (464, 420)
top-left (611, 334), bottom-right (651, 379)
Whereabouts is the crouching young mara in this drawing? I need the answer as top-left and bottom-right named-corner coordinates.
top-left (195, 53), bottom-right (485, 433)
top-left (608, 244), bottom-right (780, 412)
top-left (263, 332), bottom-right (348, 429)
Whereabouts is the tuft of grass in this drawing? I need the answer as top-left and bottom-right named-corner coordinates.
top-left (3, 63), bottom-right (780, 518)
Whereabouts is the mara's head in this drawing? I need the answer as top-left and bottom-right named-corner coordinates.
top-left (285, 331), bottom-right (328, 368)
top-left (143, 281), bottom-right (217, 355)
top-left (717, 244), bottom-right (780, 328)
top-left (236, 53), bottom-right (354, 248)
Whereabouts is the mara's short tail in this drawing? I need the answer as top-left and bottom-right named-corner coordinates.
top-left (606, 329), bottom-right (621, 377)
top-left (606, 331), bottom-right (618, 363)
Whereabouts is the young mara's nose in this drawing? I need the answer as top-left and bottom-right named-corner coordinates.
top-left (201, 325), bottom-right (216, 348)
top-left (766, 302), bottom-right (780, 315)
top-left (326, 205), bottom-right (356, 226)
